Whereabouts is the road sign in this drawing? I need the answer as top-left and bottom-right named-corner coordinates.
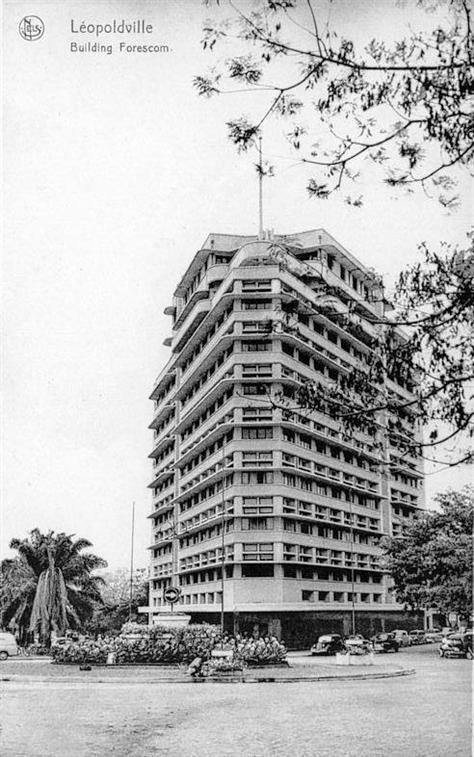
top-left (163, 586), bottom-right (181, 604)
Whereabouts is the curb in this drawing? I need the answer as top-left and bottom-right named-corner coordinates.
top-left (0, 668), bottom-right (415, 685)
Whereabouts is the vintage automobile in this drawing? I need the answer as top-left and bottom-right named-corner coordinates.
top-left (371, 632), bottom-right (400, 653)
top-left (439, 632), bottom-right (473, 659)
top-left (311, 634), bottom-right (346, 656)
top-left (0, 632), bottom-right (19, 660)
top-left (409, 630), bottom-right (426, 645)
top-left (425, 629), bottom-right (445, 644)
top-left (391, 629), bottom-right (412, 647)
top-left (344, 634), bottom-right (372, 654)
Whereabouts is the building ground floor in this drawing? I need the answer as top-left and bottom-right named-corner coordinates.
top-left (178, 609), bottom-right (426, 649)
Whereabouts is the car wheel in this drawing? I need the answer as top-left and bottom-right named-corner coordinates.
top-left (466, 649), bottom-right (473, 660)
top-left (0, 651), bottom-right (8, 661)
top-left (439, 649), bottom-right (444, 658)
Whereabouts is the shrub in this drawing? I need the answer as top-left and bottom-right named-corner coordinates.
top-left (51, 625), bottom-right (287, 666)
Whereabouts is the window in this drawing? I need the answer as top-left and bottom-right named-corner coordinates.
top-left (242, 341), bottom-right (271, 352)
top-left (242, 384), bottom-right (267, 396)
top-left (242, 517), bottom-right (271, 531)
top-left (242, 300), bottom-right (272, 310)
top-left (299, 546), bottom-right (312, 562)
top-left (243, 321), bottom-right (271, 334)
top-left (242, 497), bottom-right (273, 511)
top-left (302, 590), bottom-right (314, 602)
top-left (242, 543), bottom-right (274, 561)
top-left (242, 364), bottom-right (272, 377)
top-left (242, 407), bottom-right (272, 422)
top-left (242, 451), bottom-right (273, 467)
top-left (241, 471), bottom-right (274, 484)
top-left (242, 427), bottom-right (273, 440)
top-left (283, 565), bottom-right (297, 578)
top-left (242, 280), bottom-right (272, 292)
top-left (318, 591), bottom-right (329, 602)
top-left (242, 564), bottom-right (274, 577)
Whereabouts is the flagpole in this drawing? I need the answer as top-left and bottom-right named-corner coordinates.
top-left (258, 136), bottom-right (264, 240)
top-left (129, 502), bottom-right (135, 621)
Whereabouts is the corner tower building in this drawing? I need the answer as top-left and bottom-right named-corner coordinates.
top-left (147, 230), bottom-right (425, 645)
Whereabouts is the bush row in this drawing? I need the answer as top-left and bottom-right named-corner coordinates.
top-left (51, 624), bottom-right (286, 666)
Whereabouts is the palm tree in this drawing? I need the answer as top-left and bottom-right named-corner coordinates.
top-left (0, 529), bottom-right (107, 645)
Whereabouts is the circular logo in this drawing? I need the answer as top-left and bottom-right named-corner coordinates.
top-left (163, 586), bottom-right (181, 604)
top-left (19, 16), bottom-right (44, 41)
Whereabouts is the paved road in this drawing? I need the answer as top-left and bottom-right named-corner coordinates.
top-left (0, 646), bottom-right (471, 757)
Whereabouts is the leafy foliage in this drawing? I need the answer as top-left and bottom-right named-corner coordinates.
top-left (86, 569), bottom-right (149, 635)
top-left (195, 0), bottom-right (473, 206)
top-left (381, 485), bottom-right (474, 617)
top-left (0, 529), bottom-right (107, 643)
top-left (51, 624), bottom-right (287, 666)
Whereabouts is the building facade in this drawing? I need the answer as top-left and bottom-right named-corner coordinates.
top-left (147, 230), bottom-right (425, 646)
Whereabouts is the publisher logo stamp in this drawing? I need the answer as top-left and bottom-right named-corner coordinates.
top-left (19, 16), bottom-right (44, 41)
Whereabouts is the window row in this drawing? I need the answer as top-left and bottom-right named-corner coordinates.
top-left (282, 429), bottom-right (376, 473)
top-left (179, 475), bottom-right (234, 514)
top-left (180, 431), bottom-right (233, 477)
top-left (180, 457), bottom-right (234, 493)
top-left (179, 545), bottom-right (234, 571)
top-left (179, 499), bottom-right (235, 534)
top-left (181, 345), bottom-right (234, 408)
top-left (180, 304), bottom-right (233, 373)
top-left (180, 387), bottom-right (234, 443)
top-left (301, 590), bottom-right (382, 604)
top-left (179, 518), bottom-right (235, 548)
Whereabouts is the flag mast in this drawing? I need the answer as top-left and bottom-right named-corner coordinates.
top-left (258, 135), bottom-right (264, 240)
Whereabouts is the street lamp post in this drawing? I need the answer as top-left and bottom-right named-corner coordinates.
top-left (220, 443), bottom-right (226, 639)
top-left (349, 496), bottom-right (356, 636)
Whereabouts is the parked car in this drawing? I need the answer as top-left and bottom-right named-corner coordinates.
top-left (0, 632), bottom-right (19, 660)
top-left (425, 629), bottom-right (444, 643)
top-left (463, 631), bottom-right (473, 658)
top-left (311, 634), bottom-right (345, 656)
top-left (439, 632), bottom-right (473, 659)
top-left (391, 629), bottom-right (411, 647)
top-left (344, 635), bottom-right (372, 654)
top-left (409, 630), bottom-right (426, 645)
top-left (372, 633), bottom-right (399, 653)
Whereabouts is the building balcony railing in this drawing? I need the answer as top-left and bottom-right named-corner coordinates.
top-left (178, 412), bottom-right (235, 463)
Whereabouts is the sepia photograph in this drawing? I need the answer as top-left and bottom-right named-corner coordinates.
top-left (1, 0), bottom-right (473, 755)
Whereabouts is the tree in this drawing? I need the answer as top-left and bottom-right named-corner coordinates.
top-left (381, 485), bottom-right (473, 619)
top-left (0, 529), bottom-right (107, 644)
top-left (195, 0), bottom-right (473, 208)
top-left (194, 0), bottom-right (474, 466)
top-left (86, 568), bottom-right (149, 635)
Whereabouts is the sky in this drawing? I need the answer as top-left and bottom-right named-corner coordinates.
top-left (2, 0), bottom-right (472, 570)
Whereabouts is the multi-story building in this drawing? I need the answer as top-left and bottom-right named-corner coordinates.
top-left (147, 229), bottom-right (425, 646)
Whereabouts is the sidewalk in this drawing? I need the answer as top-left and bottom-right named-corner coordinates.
top-left (0, 655), bottom-right (415, 685)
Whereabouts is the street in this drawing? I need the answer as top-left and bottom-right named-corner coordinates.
top-left (0, 646), bottom-right (471, 757)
